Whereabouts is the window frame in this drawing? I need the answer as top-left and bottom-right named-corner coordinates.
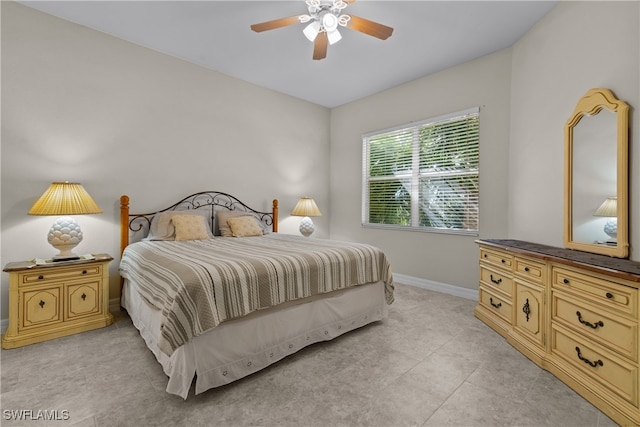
top-left (361, 107), bottom-right (480, 236)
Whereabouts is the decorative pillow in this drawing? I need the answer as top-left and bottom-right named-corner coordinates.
top-left (217, 210), bottom-right (254, 237)
top-left (227, 215), bottom-right (264, 237)
top-left (148, 210), bottom-right (213, 240)
top-left (171, 214), bottom-right (212, 241)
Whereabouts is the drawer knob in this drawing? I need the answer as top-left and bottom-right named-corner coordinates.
top-left (82, 270), bottom-right (87, 275)
top-left (483, 254), bottom-right (487, 258)
top-left (38, 275), bottom-right (44, 280)
top-left (522, 298), bottom-right (531, 322)
top-left (501, 259), bottom-right (506, 264)
top-left (563, 278), bottom-right (570, 284)
top-left (489, 297), bottom-right (502, 309)
top-left (81, 293), bottom-right (87, 301)
top-left (38, 300), bottom-right (45, 308)
top-left (524, 267), bottom-right (530, 272)
top-left (576, 311), bottom-right (604, 329)
top-left (490, 274), bottom-right (502, 285)
top-left (575, 346), bottom-right (603, 368)
top-left (605, 292), bottom-right (613, 299)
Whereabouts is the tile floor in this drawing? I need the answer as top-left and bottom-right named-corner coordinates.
top-left (0, 284), bottom-right (618, 426)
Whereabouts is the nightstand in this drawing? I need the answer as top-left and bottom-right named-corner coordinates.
top-left (2, 254), bottom-right (114, 349)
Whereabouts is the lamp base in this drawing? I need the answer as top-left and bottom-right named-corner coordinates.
top-left (603, 218), bottom-right (617, 243)
top-left (48, 216), bottom-right (83, 261)
top-left (299, 216), bottom-right (315, 237)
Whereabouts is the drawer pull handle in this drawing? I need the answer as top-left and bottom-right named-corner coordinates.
top-left (576, 311), bottom-right (604, 329)
top-left (39, 300), bottom-right (45, 308)
top-left (501, 259), bottom-right (506, 264)
top-left (524, 267), bottom-right (530, 272)
top-left (605, 292), bottom-right (613, 299)
top-left (81, 293), bottom-right (87, 301)
top-left (575, 346), bottom-right (603, 368)
top-left (82, 270), bottom-right (87, 275)
top-left (38, 275), bottom-right (44, 280)
top-left (490, 274), bottom-right (502, 285)
top-left (483, 254), bottom-right (487, 258)
top-left (489, 297), bottom-right (502, 309)
top-left (563, 278), bottom-right (570, 284)
top-left (522, 299), bottom-right (531, 322)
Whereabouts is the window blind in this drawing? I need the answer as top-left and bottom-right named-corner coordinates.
top-left (362, 107), bottom-right (479, 234)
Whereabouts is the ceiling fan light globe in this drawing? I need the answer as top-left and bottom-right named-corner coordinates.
top-left (322, 13), bottom-right (338, 32)
top-left (303, 21), bottom-right (320, 42)
top-left (327, 28), bottom-right (342, 45)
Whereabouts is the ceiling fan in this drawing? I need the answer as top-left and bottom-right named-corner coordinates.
top-left (250, 0), bottom-right (394, 60)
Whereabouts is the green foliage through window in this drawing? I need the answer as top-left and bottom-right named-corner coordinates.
top-left (362, 108), bottom-right (479, 234)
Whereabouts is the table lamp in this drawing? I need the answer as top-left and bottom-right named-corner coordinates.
top-left (291, 197), bottom-right (321, 237)
top-left (28, 182), bottom-right (102, 261)
top-left (594, 196), bottom-right (617, 243)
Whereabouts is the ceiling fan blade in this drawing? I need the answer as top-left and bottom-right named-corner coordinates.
top-left (250, 16), bottom-right (302, 33)
top-left (313, 31), bottom-right (328, 60)
top-left (346, 15), bottom-right (393, 40)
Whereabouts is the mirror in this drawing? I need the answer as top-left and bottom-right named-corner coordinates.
top-left (564, 88), bottom-right (629, 258)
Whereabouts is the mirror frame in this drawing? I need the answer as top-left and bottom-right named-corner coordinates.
top-left (564, 88), bottom-right (630, 258)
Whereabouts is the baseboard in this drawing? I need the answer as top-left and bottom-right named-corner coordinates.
top-left (393, 273), bottom-right (478, 301)
top-left (109, 297), bottom-right (122, 314)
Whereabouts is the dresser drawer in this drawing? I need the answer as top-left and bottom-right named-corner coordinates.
top-left (480, 248), bottom-right (513, 271)
top-left (551, 325), bottom-right (638, 406)
top-left (479, 285), bottom-right (512, 323)
top-left (552, 291), bottom-right (637, 361)
top-left (21, 287), bottom-right (62, 329)
top-left (552, 267), bottom-right (637, 318)
top-left (514, 257), bottom-right (546, 284)
top-left (20, 265), bottom-right (102, 286)
top-left (480, 265), bottom-right (513, 297)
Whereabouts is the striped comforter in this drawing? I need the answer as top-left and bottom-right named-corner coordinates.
top-left (120, 234), bottom-right (394, 356)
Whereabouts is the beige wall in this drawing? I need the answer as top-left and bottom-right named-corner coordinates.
top-left (329, 49), bottom-right (512, 290)
top-left (1, 2), bottom-right (331, 319)
top-left (509, 1), bottom-right (639, 259)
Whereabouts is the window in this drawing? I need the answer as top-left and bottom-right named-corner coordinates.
top-left (362, 107), bottom-right (479, 234)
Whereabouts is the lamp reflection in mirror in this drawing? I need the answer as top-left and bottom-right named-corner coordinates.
top-left (291, 197), bottom-right (322, 237)
top-left (594, 197), bottom-right (617, 244)
top-left (28, 182), bottom-right (102, 261)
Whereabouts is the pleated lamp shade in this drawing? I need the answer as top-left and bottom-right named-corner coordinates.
top-left (29, 182), bottom-right (102, 216)
top-left (29, 182), bottom-right (102, 261)
top-left (290, 197), bottom-right (322, 217)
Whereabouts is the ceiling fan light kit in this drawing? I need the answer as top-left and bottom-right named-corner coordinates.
top-left (250, 0), bottom-right (393, 60)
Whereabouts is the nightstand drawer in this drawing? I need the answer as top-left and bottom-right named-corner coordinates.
top-left (551, 325), bottom-right (638, 406)
top-left (552, 267), bottom-right (637, 318)
top-left (21, 287), bottom-right (62, 328)
top-left (67, 282), bottom-right (100, 319)
top-left (552, 291), bottom-right (637, 361)
top-left (21, 265), bottom-right (102, 286)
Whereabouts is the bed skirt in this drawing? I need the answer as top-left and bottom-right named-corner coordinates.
top-left (122, 280), bottom-right (388, 399)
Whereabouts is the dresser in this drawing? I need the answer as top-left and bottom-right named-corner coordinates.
top-left (475, 239), bottom-right (640, 427)
top-left (2, 254), bottom-right (114, 349)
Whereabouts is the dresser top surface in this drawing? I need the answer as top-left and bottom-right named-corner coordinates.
top-left (3, 253), bottom-right (112, 272)
top-left (478, 239), bottom-right (640, 283)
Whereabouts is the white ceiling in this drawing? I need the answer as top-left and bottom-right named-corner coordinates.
top-left (19, 0), bottom-right (557, 108)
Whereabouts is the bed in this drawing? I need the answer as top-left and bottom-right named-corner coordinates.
top-left (119, 191), bottom-right (394, 399)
